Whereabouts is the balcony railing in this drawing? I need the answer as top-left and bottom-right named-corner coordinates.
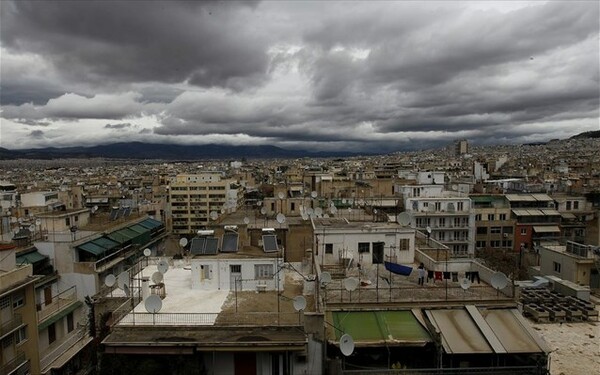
top-left (0, 314), bottom-right (23, 339)
top-left (0, 351), bottom-right (29, 375)
top-left (38, 287), bottom-right (78, 323)
top-left (40, 327), bottom-right (89, 371)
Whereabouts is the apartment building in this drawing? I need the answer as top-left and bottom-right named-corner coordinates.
top-left (471, 195), bottom-right (516, 253)
top-left (169, 173), bottom-right (243, 235)
top-left (405, 196), bottom-right (475, 257)
top-left (0, 244), bottom-right (40, 375)
top-left (538, 241), bottom-right (599, 288)
top-left (507, 194), bottom-right (561, 252)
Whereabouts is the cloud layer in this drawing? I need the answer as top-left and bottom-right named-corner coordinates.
top-left (1, 1), bottom-right (598, 152)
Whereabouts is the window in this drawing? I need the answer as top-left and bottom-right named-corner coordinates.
top-left (271, 202), bottom-right (275, 211)
top-left (566, 201), bottom-right (572, 210)
top-left (16, 326), bottom-right (27, 344)
top-left (200, 265), bottom-right (211, 280)
top-left (435, 202), bottom-right (441, 211)
top-left (502, 240), bottom-right (512, 248)
top-left (67, 313), bottom-right (74, 333)
top-left (255, 264), bottom-right (274, 279)
top-left (438, 232), bottom-right (445, 241)
top-left (65, 217), bottom-right (70, 226)
top-left (438, 218), bottom-right (446, 227)
top-left (488, 214), bottom-right (495, 221)
top-left (453, 217), bottom-right (461, 227)
top-left (553, 262), bottom-right (561, 273)
top-left (520, 228), bottom-right (527, 235)
top-left (491, 227), bottom-right (501, 234)
top-left (574, 201), bottom-right (579, 209)
top-left (503, 226), bottom-right (513, 234)
top-left (476, 240), bottom-right (487, 248)
top-left (457, 202), bottom-right (464, 211)
top-left (477, 227), bottom-right (487, 234)
top-left (399, 238), bottom-right (410, 251)
top-left (358, 242), bottom-right (370, 253)
top-left (491, 240), bottom-right (501, 248)
top-left (12, 293), bottom-right (24, 309)
top-left (291, 202), bottom-right (296, 211)
top-left (230, 265), bottom-right (241, 273)
top-left (0, 296), bottom-right (10, 310)
top-left (325, 243), bottom-right (333, 254)
top-left (475, 214), bottom-right (482, 221)
top-left (499, 213), bottom-right (507, 220)
top-left (2, 335), bottom-right (13, 349)
top-left (48, 323), bottom-right (56, 344)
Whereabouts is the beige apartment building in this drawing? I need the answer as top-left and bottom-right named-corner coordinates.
top-left (1, 243), bottom-right (40, 375)
top-left (169, 173), bottom-right (243, 235)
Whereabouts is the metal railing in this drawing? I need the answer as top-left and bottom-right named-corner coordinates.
top-left (0, 351), bottom-right (29, 375)
top-left (0, 314), bottom-right (22, 339)
top-left (117, 311), bottom-right (304, 327)
top-left (38, 286), bottom-right (79, 323)
top-left (340, 366), bottom-right (544, 375)
top-left (40, 327), bottom-right (89, 371)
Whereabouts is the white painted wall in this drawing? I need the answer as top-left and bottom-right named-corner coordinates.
top-left (61, 273), bottom-right (97, 301)
top-left (191, 258), bottom-right (283, 292)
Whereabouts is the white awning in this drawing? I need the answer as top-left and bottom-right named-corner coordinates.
top-left (533, 226), bottom-right (560, 233)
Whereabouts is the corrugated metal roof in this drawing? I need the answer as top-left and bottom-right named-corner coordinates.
top-left (77, 242), bottom-right (106, 256)
top-left (533, 226), bottom-right (561, 233)
top-left (480, 309), bottom-right (545, 353)
top-left (91, 237), bottom-right (120, 250)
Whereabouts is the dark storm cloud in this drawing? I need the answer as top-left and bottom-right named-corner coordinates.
top-left (29, 130), bottom-right (45, 138)
top-left (0, 0), bottom-right (268, 89)
top-left (1, 1), bottom-right (598, 151)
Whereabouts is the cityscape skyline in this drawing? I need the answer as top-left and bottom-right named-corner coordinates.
top-left (1, 1), bottom-right (599, 153)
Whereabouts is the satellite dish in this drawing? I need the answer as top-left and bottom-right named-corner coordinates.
top-left (397, 212), bottom-right (411, 226)
top-left (209, 211), bottom-right (218, 220)
top-left (28, 224), bottom-right (35, 232)
top-left (151, 271), bottom-right (164, 284)
top-left (258, 201), bottom-right (263, 206)
top-left (566, 180), bottom-right (572, 186)
top-left (276, 213), bottom-right (286, 224)
top-left (343, 277), bottom-right (359, 292)
top-left (373, 209), bottom-right (378, 215)
top-left (117, 271), bottom-right (129, 290)
top-left (144, 294), bottom-right (163, 313)
top-left (157, 260), bottom-right (169, 274)
top-left (311, 191), bottom-right (318, 198)
top-left (348, 208), bottom-right (352, 213)
top-left (221, 208), bottom-right (225, 214)
top-left (491, 272), bottom-right (509, 290)
top-left (330, 206), bottom-right (338, 214)
top-left (315, 207), bottom-right (323, 216)
top-left (278, 192), bottom-right (285, 199)
top-left (179, 238), bottom-right (188, 248)
top-left (460, 278), bottom-right (472, 290)
top-left (293, 295), bottom-right (307, 311)
top-left (340, 334), bottom-right (355, 356)
top-left (243, 217), bottom-right (250, 225)
top-left (330, 201), bottom-right (335, 207)
top-left (123, 283), bottom-right (130, 297)
top-left (143, 248), bottom-right (152, 257)
top-left (260, 207), bottom-right (267, 215)
top-left (426, 226), bottom-right (432, 234)
top-left (104, 274), bottom-right (116, 287)
top-left (323, 214), bottom-right (330, 219)
top-left (307, 208), bottom-right (314, 215)
top-left (301, 213), bottom-right (309, 221)
top-left (35, 219), bottom-right (41, 226)
top-left (342, 199), bottom-right (347, 204)
top-left (321, 272), bottom-right (332, 285)
top-left (428, 205), bottom-right (436, 212)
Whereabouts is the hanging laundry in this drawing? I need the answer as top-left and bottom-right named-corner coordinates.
top-left (434, 271), bottom-right (443, 281)
top-left (443, 271), bottom-right (451, 280)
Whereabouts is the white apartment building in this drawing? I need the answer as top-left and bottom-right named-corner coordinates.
top-left (405, 196), bottom-right (475, 257)
top-left (169, 173), bottom-right (243, 235)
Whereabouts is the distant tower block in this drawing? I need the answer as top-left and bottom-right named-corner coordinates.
top-left (455, 139), bottom-right (469, 156)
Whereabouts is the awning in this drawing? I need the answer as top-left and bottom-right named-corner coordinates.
top-left (77, 242), bottom-right (107, 256)
top-left (533, 226), bottom-right (560, 233)
top-left (329, 311), bottom-right (431, 347)
top-left (91, 237), bottom-right (120, 251)
top-left (16, 250), bottom-right (48, 264)
top-left (108, 228), bottom-right (138, 243)
top-left (560, 212), bottom-right (577, 220)
top-left (426, 307), bottom-right (549, 355)
top-left (138, 218), bottom-right (163, 230)
top-left (128, 224), bottom-right (150, 235)
top-left (426, 309), bottom-right (493, 354)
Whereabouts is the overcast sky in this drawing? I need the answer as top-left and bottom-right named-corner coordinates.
top-left (1, 1), bottom-right (598, 152)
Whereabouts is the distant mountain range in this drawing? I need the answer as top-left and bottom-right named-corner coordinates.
top-left (0, 142), bottom-right (369, 160)
top-left (570, 130), bottom-right (600, 139)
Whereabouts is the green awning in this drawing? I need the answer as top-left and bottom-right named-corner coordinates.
top-left (128, 224), bottom-right (150, 235)
top-left (107, 232), bottom-right (129, 244)
top-left (91, 237), bottom-right (120, 251)
top-left (330, 310), bottom-right (431, 347)
top-left (139, 218), bottom-right (163, 230)
top-left (120, 228), bottom-right (141, 239)
top-left (39, 301), bottom-right (83, 331)
top-left (16, 251), bottom-right (48, 264)
top-left (77, 242), bottom-right (107, 256)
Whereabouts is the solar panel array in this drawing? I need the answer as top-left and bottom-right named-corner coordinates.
top-left (190, 238), bottom-right (206, 255)
top-left (189, 237), bottom-right (219, 255)
top-left (262, 235), bottom-right (279, 253)
top-left (221, 233), bottom-right (239, 253)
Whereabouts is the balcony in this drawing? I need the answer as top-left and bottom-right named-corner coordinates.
top-left (0, 351), bottom-right (30, 375)
top-left (38, 286), bottom-right (79, 323)
top-left (0, 314), bottom-right (23, 339)
top-left (40, 327), bottom-right (91, 372)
